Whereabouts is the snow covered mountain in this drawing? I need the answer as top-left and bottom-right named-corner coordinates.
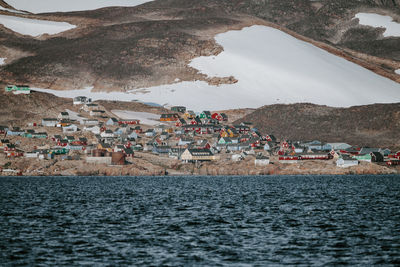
top-left (3, 0), bottom-right (153, 13)
top-left (0, 0), bottom-right (399, 110)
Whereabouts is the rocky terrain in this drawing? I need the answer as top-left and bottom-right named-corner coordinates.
top-left (0, 0), bottom-right (399, 91)
top-left (235, 102), bottom-right (400, 150)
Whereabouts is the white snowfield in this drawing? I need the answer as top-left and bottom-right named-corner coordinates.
top-left (0, 58), bottom-right (5, 65)
top-left (0, 14), bottom-right (76, 36)
top-left (32, 25), bottom-right (400, 111)
top-left (111, 110), bottom-right (161, 126)
top-left (354, 13), bottom-right (400, 37)
top-left (396, 69), bottom-right (400, 75)
top-left (4, 0), bottom-right (153, 13)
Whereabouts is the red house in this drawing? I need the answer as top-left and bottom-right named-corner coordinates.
top-left (211, 113), bottom-right (223, 121)
top-left (119, 120), bottom-right (140, 125)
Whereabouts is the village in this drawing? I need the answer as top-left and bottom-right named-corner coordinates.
top-left (1, 85), bottom-right (400, 176)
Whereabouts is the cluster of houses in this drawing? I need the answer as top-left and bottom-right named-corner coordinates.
top-left (1, 90), bottom-right (400, 171)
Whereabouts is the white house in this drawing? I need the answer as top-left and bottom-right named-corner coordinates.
top-left (106, 118), bottom-right (118, 126)
top-left (255, 156), bottom-right (270, 166)
top-left (73, 96), bottom-right (91, 105)
top-left (336, 157), bottom-right (359, 168)
top-left (42, 118), bottom-right (58, 127)
top-left (83, 125), bottom-right (101, 135)
top-left (81, 119), bottom-right (99, 126)
top-left (63, 124), bottom-right (78, 133)
top-left (57, 112), bottom-right (69, 120)
top-left (100, 130), bottom-right (114, 138)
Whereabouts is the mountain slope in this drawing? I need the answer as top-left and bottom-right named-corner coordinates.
top-left (235, 102), bottom-right (400, 149)
top-left (0, 0), bottom-right (399, 110)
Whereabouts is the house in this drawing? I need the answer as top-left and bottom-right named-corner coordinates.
top-left (7, 128), bottom-right (24, 136)
top-left (160, 113), bottom-right (180, 122)
top-left (255, 155), bottom-right (270, 166)
top-left (336, 156), bottom-right (359, 168)
top-left (119, 119), bottom-right (140, 125)
top-left (152, 145), bottom-right (172, 154)
top-left (63, 124), bottom-right (78, 133)
top-left (279, 155), bottom-right (299, 163)
top-left (0, 125), bottom-right (8, 135)
top-left (190, 117), bottom-right (202, 125)
top-left (80, 103), bottom-right (99, 112)
top-left (145, 129), bottom-right (156, 137)
top-left (106, 118), bottom-right (119, 126)
top-left (326, 143), bottom-right (352, 150)
top-left (218, 137), bottom-right (232, 145)
top-left (81, 119), bottom-right (99, 126)
top-left (353, 154), bottom-right (372, 162)
top-left (300, 153), bottom-right (332, 160)
top-left (5, 84), bottom-right (30, 94)
top-left (83, 125), bottom-right (101, 135)
top-left (90, 110), bottom-right (105, 117)
top-left (58, 112), bottom-right (69, 120)
top-left (371, 152), bottom-right (384, 162)
top-left (264, 134), bottom-right (277, 142)
top-left (175, 118), bottom-right (187, 127)
top-left (31, 132), bottom-right (48, 139)
top-left (123, 147), bottom-right (134, 158)
top-left (303, 140), bottom-right (323, 151)
top-left (100, 130), bottom-right (114, 138)
top-left (211, 112), bottom-right (222, 121)
top-left (132, 125), bottom-right (142, 134)
top-left (183, 110), bottom-right (196, 120)
top-left (199, 111), bottom-right (212, 119)
top-left (171, 106), bottom-right (186, 113)
top-left (178, 137), bottom-right (193, 146)
top-left (73, 96), bottom-right (91, 105)
top-left (42, 118), bottom-right (58, 127)
top-left (220, 113), bottom-right (228, 121)
top-left (160, 132), bottom-right (169, 141)
top-left (169, 148), bottom-right (184, 159)
top-left (50, 147), bottom-right (69, 155)
top-left (234, 125), bottom-right (250, 134)
top-left (180, 148), bottom-right (215, 162)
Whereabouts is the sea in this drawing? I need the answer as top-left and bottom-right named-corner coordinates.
top-left (0, 175), bottom-right (399, 266)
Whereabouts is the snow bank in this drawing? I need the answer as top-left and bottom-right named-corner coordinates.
top-left (111, 110), bottom-right (161, 126)
top-left (32, 26), bottom-right (400, 111)
top-left (0, 14), bottom-right (76, 36)
top-left (4, 0), bottom-right (153, 13)
top-left (355, 13), bottom-right (400, 37)
top-left (0, 58), bottom-right (5, 65)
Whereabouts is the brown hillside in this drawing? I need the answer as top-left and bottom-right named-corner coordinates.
top-left (234, 103), bottom-right (400, 149)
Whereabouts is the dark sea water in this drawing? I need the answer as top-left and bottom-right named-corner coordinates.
top-left (0, 175), bottom-right (400, 266)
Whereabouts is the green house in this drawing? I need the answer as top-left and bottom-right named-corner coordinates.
top-left (51, 148), bottom-right (69, 155)
top-left (354, 154), bottom-right (372, 162)
top-left (199, 111), bottom-right (212, 119)
top-left (218, 137), bottom-right (232, 145)
top-left (5, 85), bottom-right (31, 94)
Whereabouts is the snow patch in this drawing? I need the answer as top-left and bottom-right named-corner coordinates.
top-left (112, 110), bottom-right (161, 126)
top-left (0, 14), bottom-right (76, 36)
top-left (355, 13), bottom-right (400, 37)
top-left (4, 0), bottom-right (153, 14)
top-left (395, 69), bottom-right (400, 75)
top-left (31, 26), bottom-right (400, 111)
top-left (0, 58), bottom-right (6, 65)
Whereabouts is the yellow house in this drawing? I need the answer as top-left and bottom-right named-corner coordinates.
top-left (181, 148), bottom-right (216, 162)
top-left (183, 110), bottom-right (196, 120)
